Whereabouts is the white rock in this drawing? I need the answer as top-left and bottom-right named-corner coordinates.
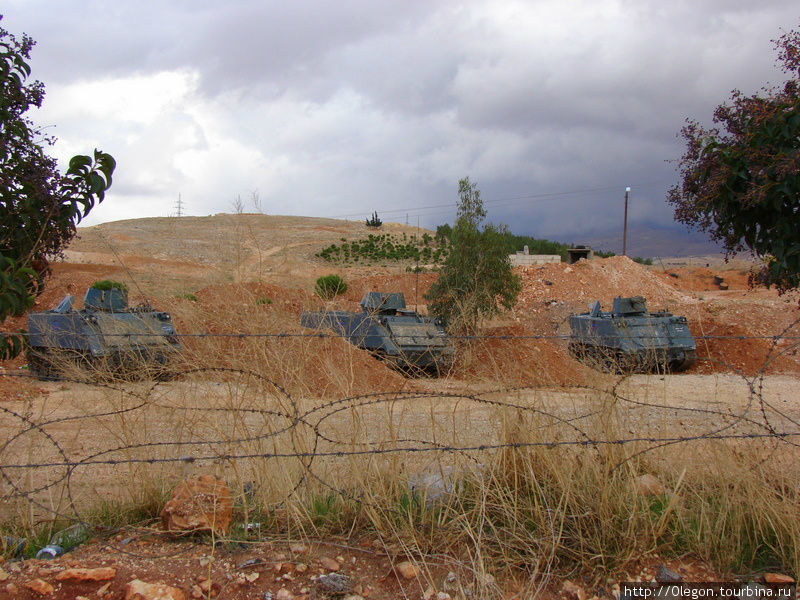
top-left (276, 588), bottom-right (294, 600)
top-left (396, 561), bottom-right (420, 579)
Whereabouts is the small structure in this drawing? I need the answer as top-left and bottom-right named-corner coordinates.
top-left (567, 245), bottom-right (593, 264)
top-left (509, 245), bottom-right (561, 267)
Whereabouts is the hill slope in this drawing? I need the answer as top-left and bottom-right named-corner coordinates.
top-left (64, 214), bottom-right (431, 293)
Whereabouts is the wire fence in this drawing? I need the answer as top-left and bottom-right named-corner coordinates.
top-left (2, 321), bottom-right (799, 541)
top-left (0, 311), bottom-right (797, 585)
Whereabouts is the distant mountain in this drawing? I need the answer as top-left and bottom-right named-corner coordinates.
top-left (565, 223), bottom-right (723, 258)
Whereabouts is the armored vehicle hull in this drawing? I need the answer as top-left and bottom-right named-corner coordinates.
top-left (301, 292), bottom-right (453, 375)
top-left (569, 296), bottom-right (696, 373)
top-left (26, 287), bottom-right (180, 381)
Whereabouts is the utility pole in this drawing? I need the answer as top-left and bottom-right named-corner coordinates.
top-left (415, 215), bottom-right (420, 311)
top-left (174, 193), bottom-right (184, 217)
top-left (622, 186), bottom-right (630, 256)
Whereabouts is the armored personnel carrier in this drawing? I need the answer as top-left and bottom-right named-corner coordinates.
top-left (568, 296), bottom-right (696, 373)
top-left (26, 285), bottom-right (180, 380)
top-left (300, 292), bottom-right (454, 375)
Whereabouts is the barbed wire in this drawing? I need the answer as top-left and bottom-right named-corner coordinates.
top-left (2, 332), bottom-right (799, 541)
top-left (1, 305), bottom-right (799, 571)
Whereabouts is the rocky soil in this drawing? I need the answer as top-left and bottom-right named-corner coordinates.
top-left (2, 530), bottom-right (760, 600)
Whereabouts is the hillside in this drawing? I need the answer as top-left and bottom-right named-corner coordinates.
top-left (62, 213), bottom-right (432, 293)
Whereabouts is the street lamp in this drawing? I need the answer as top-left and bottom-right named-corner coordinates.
top-left (622, 186), bottom-right (631, 256)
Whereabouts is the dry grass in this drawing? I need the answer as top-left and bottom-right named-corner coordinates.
top-left (2, 285), bottom-right (799, 589)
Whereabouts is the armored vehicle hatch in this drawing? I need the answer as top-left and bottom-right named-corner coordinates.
top-left (26, 286), bottom-right (180, 380)
top-left (300, 292), bottom-right (454, 375)
top-left (569, 296), bottom-right (696, 373)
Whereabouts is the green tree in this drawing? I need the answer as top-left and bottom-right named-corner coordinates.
top-left (425, 177), bottom-right (521, 332)
top-left (667, 26), bottom-right (800, 292)
top-left (435, 223), bottom-right (452, 244)
top-left (1, 17), bottom-right (115, 359)
top-left (456, 176), bottom-right (486, 228)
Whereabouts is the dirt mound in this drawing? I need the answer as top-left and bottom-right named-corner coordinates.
top-left (510, 256), bottom-right (697, 341)
top-left (159, 280), bottom-right (411, 396)
top-left (516, 256), bottom-right (690, 313)
top-left (511, 256), bottom-right (800, 376)
top-left (691, 318), bottom-right (800, 376)
top-left (453, 324), bottom-right (598, 387)
top-left (654, 265), bottom-right (752, 292)
top-left (191, 281), bottom-right (312, 315)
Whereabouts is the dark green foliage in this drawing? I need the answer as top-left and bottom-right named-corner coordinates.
top-left (435, 224), bottom-right (452, 244)
top-left (437, 221), bottom-right (571, 260)
top-left (365, 211), bottom-right (382, 227)
top-left (425, 177), bottom-right (521, 333)
top-left (90, 279), bottom-right (128, 292)
top-left (496, 233), bottom-right (569, 259)
top-left (256, 296), bottom-right (272, 305)
top-left (456, 176), bottom-right (486, 228)
top-left (594, 249), bottom-right (617, 258)
top-left (176, 293), bottom-right (198, 302)
top-left (1, 18), bottom-right (115, 359)
top-left (316, 232), bottom-right (448, 265)
top-left (668, 25), bottom-right (800, 292)
top-left (632, 257), bottom-right (653, 266)
top-left (315, 274), bottom-right (347, 300)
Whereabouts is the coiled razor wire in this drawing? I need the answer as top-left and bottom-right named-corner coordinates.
top-left (0, 327), bottom-right (798, 560)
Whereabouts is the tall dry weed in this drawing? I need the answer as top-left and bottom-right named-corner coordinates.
top-left (3, 284), bottom-right (799, 584)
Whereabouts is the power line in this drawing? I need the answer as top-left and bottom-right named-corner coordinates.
top-left (324, 180), bottom-right (670, 221)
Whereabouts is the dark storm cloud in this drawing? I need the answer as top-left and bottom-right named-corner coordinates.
top-left (1, 0), bottom-right (798, 241)
top-left (8, 1), bottom-right (438, 96)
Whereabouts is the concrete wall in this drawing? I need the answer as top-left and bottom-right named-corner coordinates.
top-left (509, 254), bottom-right (561, 266)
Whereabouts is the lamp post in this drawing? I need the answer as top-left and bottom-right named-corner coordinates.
top-left (622, 186), bottom-right (630, 256)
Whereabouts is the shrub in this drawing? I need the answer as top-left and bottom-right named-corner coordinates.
top-left (256, 297), bottom-right (272, 305)
top-left (315, 274), bottom-right (347, 300)
top-left (176, 293), bottom-right (198, 302)
top-left (595, 249), bottom-right (616, 258)
top-left (90, 279), bottom-right (128, 292)
top-left (317, 232), bottom-right (449, 266)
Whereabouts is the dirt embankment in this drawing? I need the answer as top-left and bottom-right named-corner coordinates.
top-left (3, 218), bottom-right (799, 382)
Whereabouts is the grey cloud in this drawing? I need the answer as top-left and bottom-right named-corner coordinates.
top-left (2, 0), bottom-right (798, 243)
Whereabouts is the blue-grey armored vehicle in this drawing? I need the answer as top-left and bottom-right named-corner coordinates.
top-left (300, 292), bottom-right (454, 375)
top-left (26, 286), bottom-right (180, 380)
top-left (568, 296), bottom-right (696, 373)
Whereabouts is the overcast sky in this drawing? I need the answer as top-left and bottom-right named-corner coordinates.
top-left (3, 1), bottom-right (798, 244)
